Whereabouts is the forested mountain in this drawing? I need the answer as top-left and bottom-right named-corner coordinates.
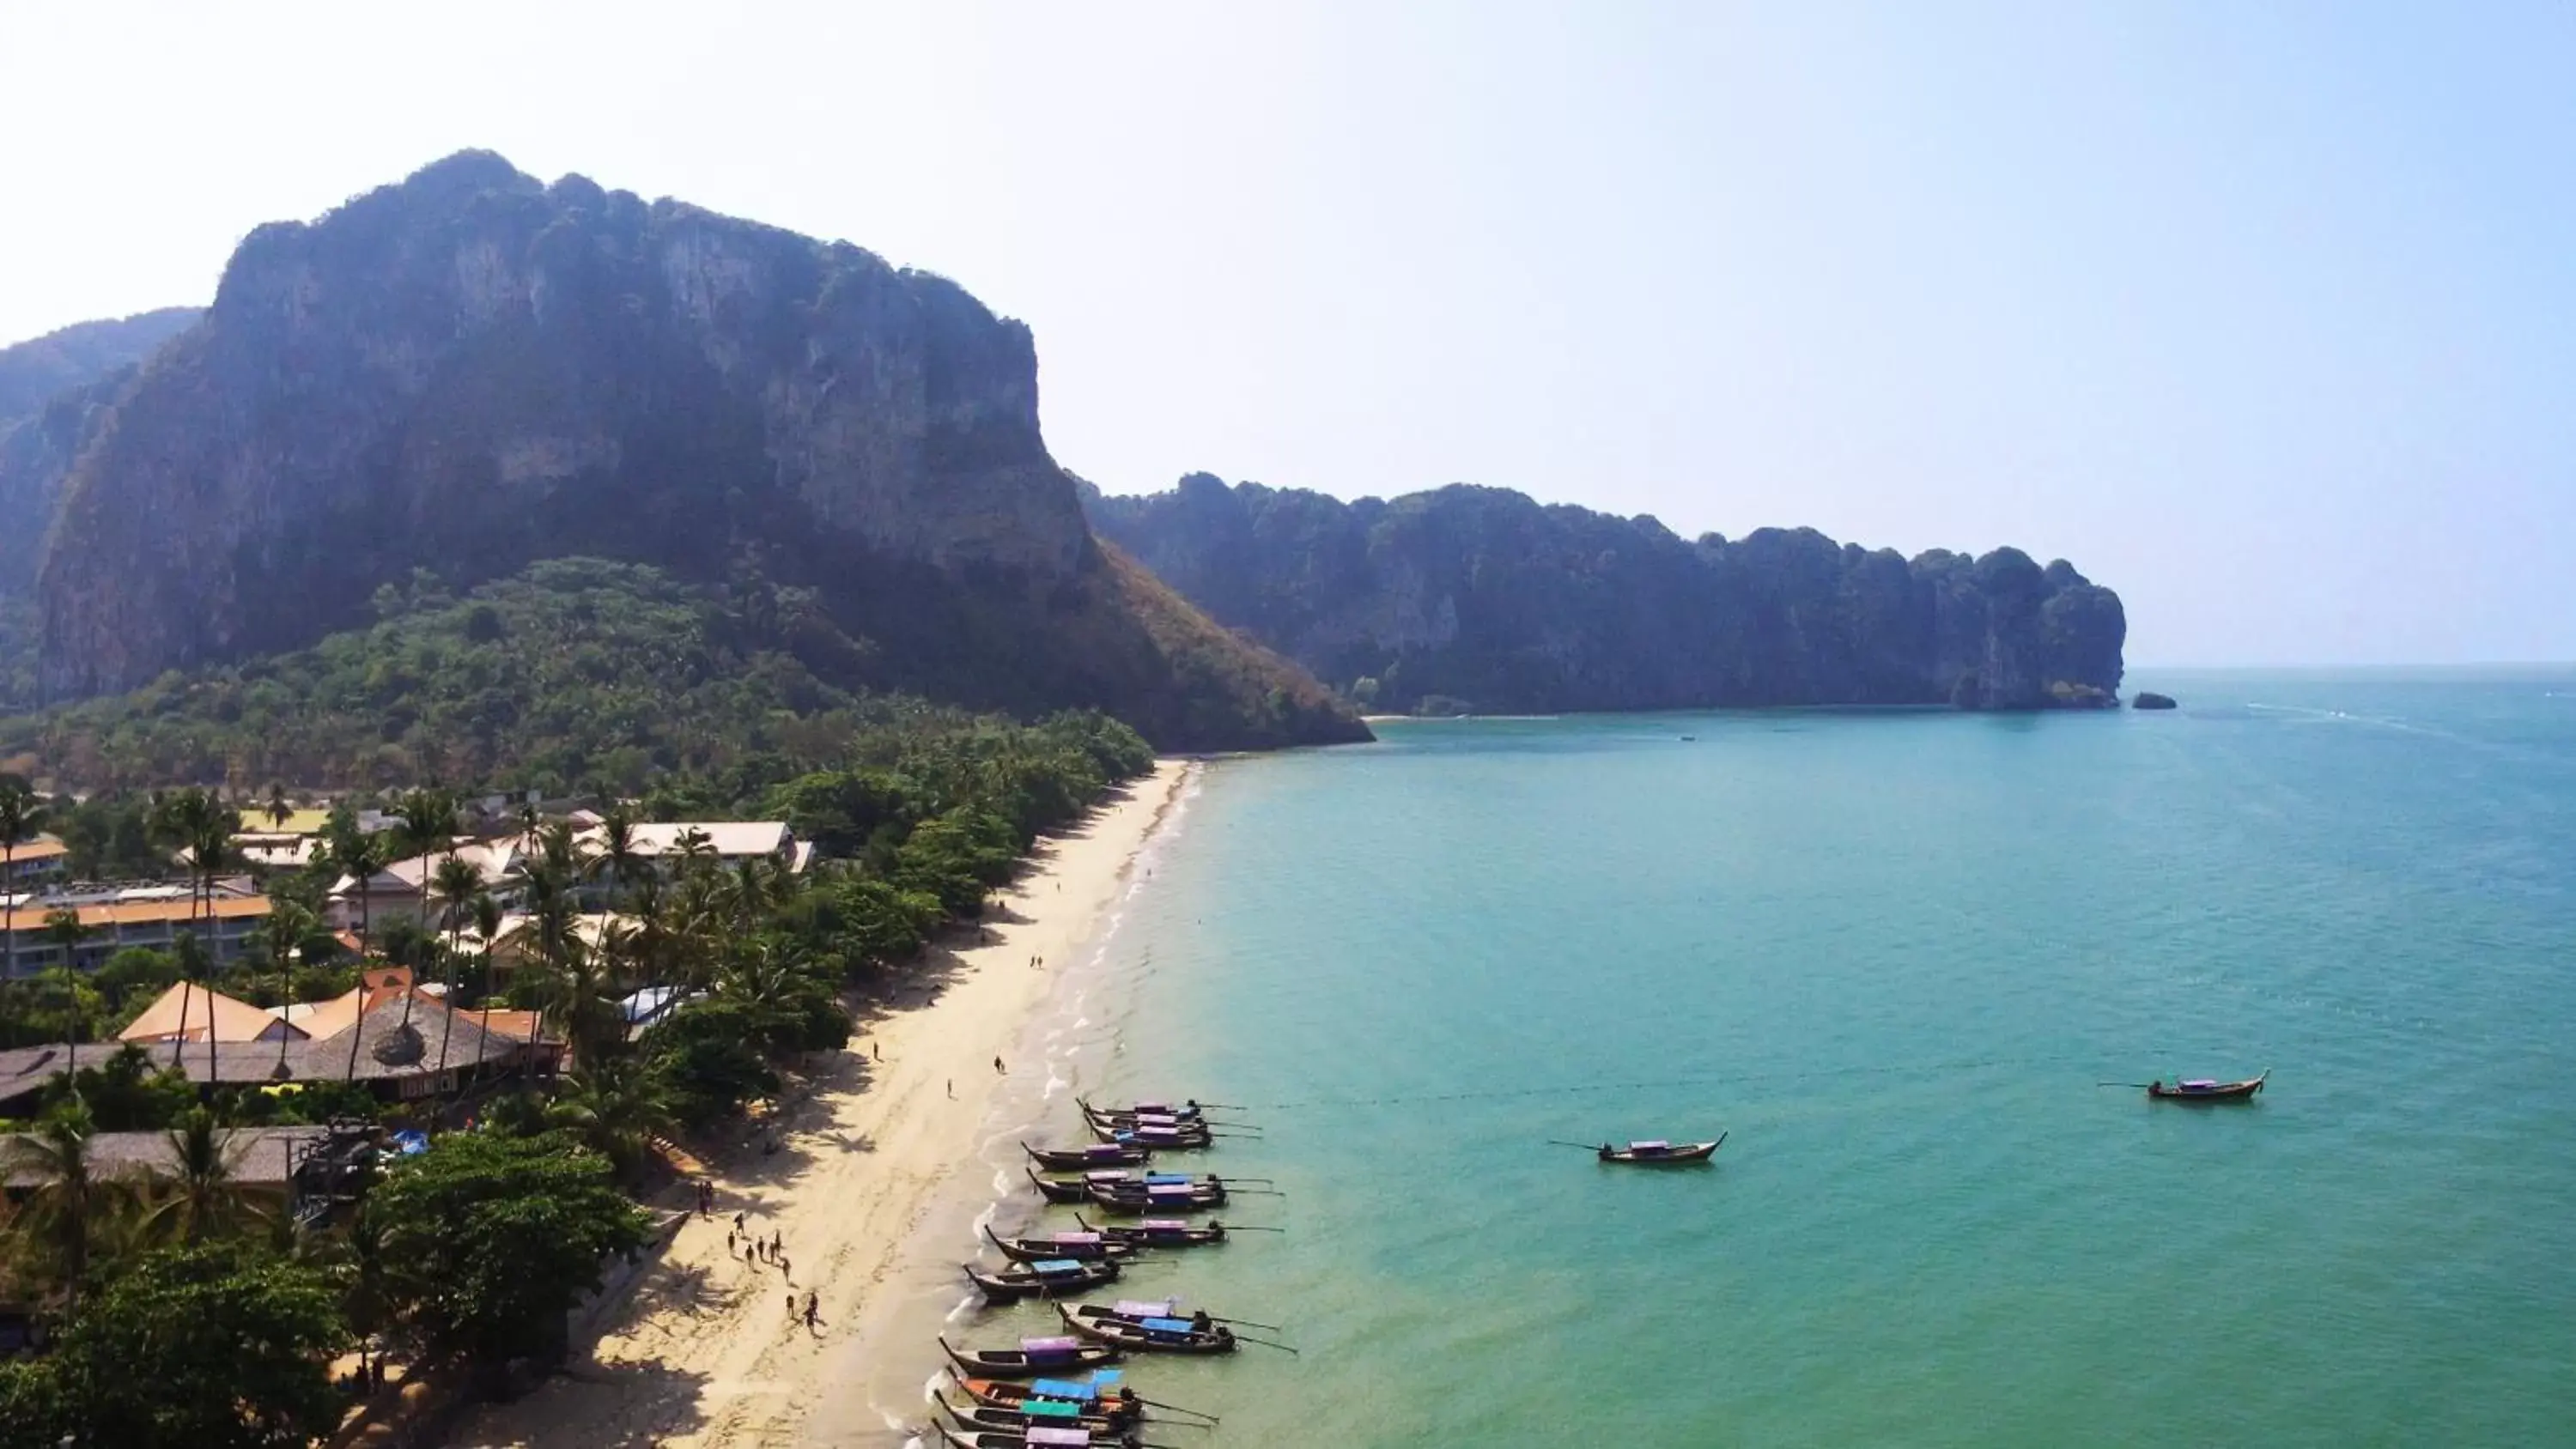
top-left (0, 307), bottom-right (197, 421)
top-left (19, 153), bottom-right (1359, 751)
top-left (1086, 475), bottom-right (2128, 713)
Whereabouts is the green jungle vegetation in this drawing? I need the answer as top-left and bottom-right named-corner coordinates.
top-left (0, 643), bottom-right (1157, 1441)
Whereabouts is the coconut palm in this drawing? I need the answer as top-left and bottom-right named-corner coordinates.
top-left (264, 783), bottom-right (293, 830)
top-left (470, 892), bottom-right (504, 1074)
top-left (149, 789), bottom-right (223, 1068)
top-left (2, 1100), bottom-right (122, 1308)
top-left (142, 1107), bottom-right (268, 1246)
top-left (588, 806), bottom-right (647, 907)
top-left (253, 900), bottom-right (319, 1077)
top-left (546, 1056), bottom-right (676, 1180)
top-left (40, 906), bottom-right (93, 1050)
top-left (387, 789), bottom-right (460, 1052)
top-left (0, 776), bottom-right (47, 986)
top-left (429, 854), bottom-right (485, 1072)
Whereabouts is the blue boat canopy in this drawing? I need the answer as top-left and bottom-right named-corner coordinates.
top-left (1031, 1259), bottom-right (1084, 1273)
top-left (1141, 1317), bottom-right (1196, 1334)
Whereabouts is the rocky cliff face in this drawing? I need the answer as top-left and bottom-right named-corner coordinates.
top-left (32, 154), bottom-right (1360, 749)
top-left (1086, 475), bottom-right (2127, 712)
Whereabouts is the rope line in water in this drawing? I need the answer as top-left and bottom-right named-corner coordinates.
top-left (1251, 1052), bottom-right (2100, 1112)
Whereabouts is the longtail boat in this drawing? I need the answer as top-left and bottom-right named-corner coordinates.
top-left (933, 1424), bottom-right (1138, 1449)
top-left (939, 1334), bottom-right (1122, 1380)
top-left (964, 1256), bottom-right (1123, 1303)
top-left (939, 1396), bottom-right (1139, 1440)
top-left (1024, 1141), bottom-right (1153, 1172)
top-left (2148, 1071), bottom-right (2268, 1102)
top-left (947, 1370), bottom-right (1142, 1424)
top-left (1082, 1106), bottom-right (1211, 1127)
top-left (983, 1226), bottom-right (1139, 1264)
top-left (1084, 1179), bottom-right (1228, 1214)
top-left (1074, 1213), bottom-right (1227, 1248)
top-left (1058, 1300), bottom-right (1238, 1355)
top-left (1084, 1119), bottom-right (1213, 1149)
top-left (1598, 1134), bottom-right (1724, 1164)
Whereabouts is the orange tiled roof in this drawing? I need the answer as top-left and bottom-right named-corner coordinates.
top-left (45, 895), bottom-right (271, 930)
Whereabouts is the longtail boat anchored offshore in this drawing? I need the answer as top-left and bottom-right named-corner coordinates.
top-left (2147, 1071), bottom-right (2269, 1102)
top-left (936, 1397), bottom-right (1141, 1441)
top-left (1597, 1134), bottom-right (1725, 1164)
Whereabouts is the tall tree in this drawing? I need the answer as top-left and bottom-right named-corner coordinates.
top-left (40, 906), bottom-right (92, 1050)
top-left (0, 776), bottom-right (46, 989)
top-left (470, 892), bottom-right (504, 1073)
top-left (252, 900), bottom-right (319, 1077)
top-left (364, 1131), bottom-right (650, 1372)
top-left (14, 1242), bottom-right (346, 1449)
top-left (588, 805), bottom-right (647, 906)
top-left (430, 854), bottom-right (484, 1073)
top-left (264, 781), bottom-right (292, 830)
top-left (1, 1099), bottom-right (120, 1310)
top-left (143, 1107), bottom-right (269, 1246)
top-left (149, 789), bottom-right (230, 1071)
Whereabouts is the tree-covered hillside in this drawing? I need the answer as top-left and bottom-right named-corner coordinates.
top-left (0, 557), bottom-right (1175, 794)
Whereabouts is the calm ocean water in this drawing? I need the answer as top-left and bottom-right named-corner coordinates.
top-left (1005, 670), bottom-right (2576, 1446)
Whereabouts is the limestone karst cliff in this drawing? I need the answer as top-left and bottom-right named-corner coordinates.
top-left (1085, 475), bottom-right (2128, 713)
top-left (30, 154), bottom-right (1361, 749)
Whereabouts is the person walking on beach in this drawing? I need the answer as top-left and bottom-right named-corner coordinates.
top-left (786, 1291), bottom-right (796, 1319)
top-left (779, 1253), bottom-right (792, 1282)
top-left (994, 1055), bottom-right (1005, 1075)
top-left (804, 1292), bottom-right (820, 1330)
top-left (733, 1211), bottom-right (746, 1234)
top-left (946, 1079), bottom-right (954, 1099)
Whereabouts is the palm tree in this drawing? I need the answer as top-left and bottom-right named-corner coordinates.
top-left (546, 1056), bottom-right (676, 1180)
top-left (589, 806), bottom-right (647, 907)
top-left (40, 906), bottom-right (92, 1053)
top-left (264, 783), bottom-right (293, 831)
top-left (254, 900), bottom-right (319, 1077)
top-left (2, 1100), bottom-right (117, 1308)
top-left (470, 892), bottom-right (504, 1075)
top-left (185, 811), bottom-right (236, 1089)
top-left (149, 789), bottom-right (229, 1072)
top-left (143, 1107), bottom-right (265, 1246)
top-left (322, 817), bottom-right (388, 952)
top-left (0, 776), bottom-right (47, 987)
top-left (429, 854), bottom-right (484, 1073)
top-left (386, 789), bottom-right (459, 1052)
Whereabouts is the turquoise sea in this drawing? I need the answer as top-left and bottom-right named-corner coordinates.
top-left (1007, 670), bottom-right (2576, 1446)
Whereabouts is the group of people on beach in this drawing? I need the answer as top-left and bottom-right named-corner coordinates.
top-left (726, 1210), bottom-right (794, 1282)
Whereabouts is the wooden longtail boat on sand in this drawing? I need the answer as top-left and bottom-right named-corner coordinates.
top-left (1058, 1300), bottom-right (1239, 1355)
top-left (964, 1257), bottom-right (1123, 1303)
top-left (1598, 1134), bottom-right (1724, 1164)
top-left (1074, 1213), bottom-right (1228, 1248)
top-left (984, 1226), bottom-right (1140, 1264)
top-left (940, 1335), bottom-right (1123, 1380)
top-left (1024, 1141), bottom-right (1153, 1171)
top-left (2148, 1071), bottom-right (2268, 1102)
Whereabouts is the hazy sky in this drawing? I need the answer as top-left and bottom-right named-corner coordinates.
top-left (6, 2), bottom-right (2571, 665)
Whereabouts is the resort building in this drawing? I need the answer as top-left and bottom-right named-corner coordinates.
top-left (0, 979), bottom-right (560, 1113)
top-left (0, 886), bottom-right (271, 977)
top-left (574, 820), bottom-right (810, 877)
top-left (327, 838), bottom-right (526, 931)
top-left (0, 835), bottom-right (70, 889)
top-left (118, 980), bottom-right (301, 1045)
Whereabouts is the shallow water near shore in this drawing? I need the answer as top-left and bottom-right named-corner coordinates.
top-left (1006, 670), bottom-right (2576, 1446)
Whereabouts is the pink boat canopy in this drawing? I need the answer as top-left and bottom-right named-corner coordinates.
top-left (1114, 1299), bottom-right (1177, 1318)
top-left (1140, 1218), bottom-right (1192, 1230)
top-left (1053, 1233), bottom-right (1103, 1245)
top-left (1027, 1429), bottom-right (1096, 1447)
top-left (1022, 1335), bottom-right (1082, 1353)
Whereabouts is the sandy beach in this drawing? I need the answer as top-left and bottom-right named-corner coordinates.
top-left (452, 760), bottom-right (1193, 1449)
